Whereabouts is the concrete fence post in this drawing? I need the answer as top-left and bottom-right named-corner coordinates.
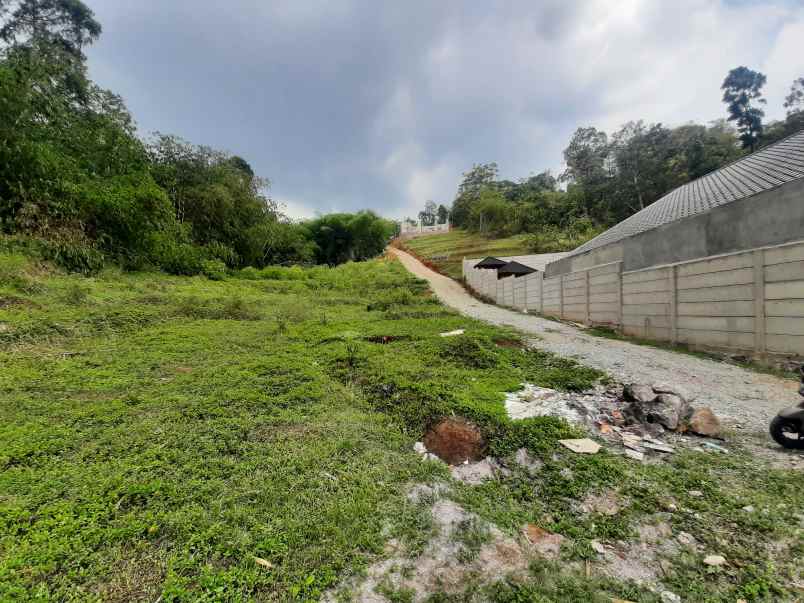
top-left (616, 263), bottom-right (623, 331)
top-left (584, 270), bottom-right (591, 325)
top-left (669, 265), bottom-right (678, 344)
top-left (559, 275), bottom-right (565, 320)
top-left (753, 249), bottom-right (766, 358)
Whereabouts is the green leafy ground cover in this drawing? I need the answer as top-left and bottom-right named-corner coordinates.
top-left (398, 230), bottom-right (531, 280)
top-left (1, 248), bottom-right (802, 602)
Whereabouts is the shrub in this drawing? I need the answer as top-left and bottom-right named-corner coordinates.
top-left (201, 259), bottom-right (227, 281)
top-left (40, 234), bottom-right (105, 275)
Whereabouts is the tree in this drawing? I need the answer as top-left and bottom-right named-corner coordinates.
top-left (561, 127), bottom-right (608, 185)
top-left (722, 66), bottom-right (767, 152)
top-left (436, 204), bottom-right (449, 225)
top-left (0, 0), bottom-right (101, 57)
top-left (418, 200), bottom-right (437, 226)
top-left (451, 162), bottom-right (498, 227)
top-left (784, 77), bottom-right (804, 117)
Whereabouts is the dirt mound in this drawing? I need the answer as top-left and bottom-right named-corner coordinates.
top-left (423, 418), bottom-right (484, 464)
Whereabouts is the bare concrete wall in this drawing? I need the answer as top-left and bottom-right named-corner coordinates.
top-left (464, 238), bottom-right (804, 359)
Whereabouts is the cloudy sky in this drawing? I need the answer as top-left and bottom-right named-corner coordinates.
top-left (86, 0), bottom-right (804, 220)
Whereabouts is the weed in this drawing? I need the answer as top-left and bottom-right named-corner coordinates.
top-left (63, 282), bottom-right (89, 305)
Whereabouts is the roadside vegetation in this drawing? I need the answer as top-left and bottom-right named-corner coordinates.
top-left (396, 230), bottom-right (533, 280)
top-left (1, 247), bottom-right (802, 601)
top-left (0, 1), bottom-right (394, 276)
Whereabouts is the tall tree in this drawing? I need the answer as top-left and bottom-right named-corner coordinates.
top-left (784, 77), bottom-right (804, 116)
top-left (0, 0), bottom-right (101, 57)
top-left (561, 127), bottom-right (609, 185)
top-left (721, 66), bottom-right (767, 152)
top-left (436, 204), bottom-right (449, 225)
top-left (451, 162), bottom-right (498, 227)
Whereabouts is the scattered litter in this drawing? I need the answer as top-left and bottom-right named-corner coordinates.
top-left (702, 442), bottom-right (729, 454)
top-left (413, 442), bottom-right (427, 455)
top-left (558, 438), bottom-right (601, 454)
top-left (439, 329), bottom-right (465, 337)
top-left (254, 557), bottom-right (273, 569)
top-left (688, 490), bottom-right (704, 497)
top-left (703, 554), bottom-right (727, 567)
top-left (624, 449), bottom-right (644, 461)
top-left (742, 505), bottom-right (755, 513)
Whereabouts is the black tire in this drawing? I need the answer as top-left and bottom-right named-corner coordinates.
top-left (769, 416), bottom-right (804, 450)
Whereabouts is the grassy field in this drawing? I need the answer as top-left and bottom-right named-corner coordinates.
top-left (1, 244), bottom-right (802, 602)
top-left (398, 230), bottom-right (531, 280)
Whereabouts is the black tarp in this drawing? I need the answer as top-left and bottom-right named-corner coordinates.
top-left (497, 260), bottom-right (537, 279)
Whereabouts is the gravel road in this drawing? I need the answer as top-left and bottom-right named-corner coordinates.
top-left (390, 247), bottom-right (802, 444)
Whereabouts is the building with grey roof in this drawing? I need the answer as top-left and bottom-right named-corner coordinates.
top-left (546, 129), bottom-right (804, 278)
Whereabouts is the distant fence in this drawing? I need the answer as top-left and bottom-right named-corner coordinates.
top-left (464, 238), bottom-right (804, 358)
top-left (399, 222), bottom-right (450, 239)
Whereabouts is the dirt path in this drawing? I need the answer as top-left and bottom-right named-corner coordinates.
top-left (390, 248), bottom-right (802, 454)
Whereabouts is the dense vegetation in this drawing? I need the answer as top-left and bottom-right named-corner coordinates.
top-left (0, 1), bottom-right (394, 275)
top-left (2, 249), bottom-right (802, 601)
top-left (441, 67), bottom-right (804, 252)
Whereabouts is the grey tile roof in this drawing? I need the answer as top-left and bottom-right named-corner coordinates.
top-left (568, 129), bottom-right (804, 257)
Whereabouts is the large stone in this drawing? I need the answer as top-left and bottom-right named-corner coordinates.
top-left (623, 383), bottom-right (657, 404)
top-left (423, 418), bottom-right (484, 464)
top-left (688, 407), bottom-right (721, 437)
top-left (623, 392), bottom-right (689, 431)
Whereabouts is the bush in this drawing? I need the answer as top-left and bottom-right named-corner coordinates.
top-left (41, 234), bottom-right (105, 275)
top-left (526, 218), bottom-right (604, 253)
top-left (201, 259), bottom-right (227, 281)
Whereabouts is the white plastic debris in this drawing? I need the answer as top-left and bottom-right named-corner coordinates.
top-left (439, 329), bottom-right (465, 337)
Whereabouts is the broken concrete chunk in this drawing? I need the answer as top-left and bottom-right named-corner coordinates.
top-left (623, 383), bottom-right (657, 404)
top-left (688, 407), bottom-right (721, 437)
top-left (439, 329), bottom-right (465, 337)
top-left (558, 438), bottom-right (601, 454)
top-left (642, 438), bottom-right (674, 453)
top-left (624, 448), bottom-right (645, 461)
top-left (703, 554), bottom-right (727, 566)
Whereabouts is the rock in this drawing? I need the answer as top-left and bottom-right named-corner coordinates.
top-left (677, 531), bottom-right (696, 546)
top-left (623, 392), bottom-right (689, 431)
top-left (523, 524), bottom-right (565, 559)
top-left (688, 407), bottom-right (721, 437)
top-left (423, 418), bottom-right (484, 464)
top-left (703, 554), bottom-right (727, 566)
top-left (742, 505), bottom-right (755, 513)
top-left (558, 438), bottom-right (601, 454)
top-left (451, 457), bottom-right (498, 485)
top-left (652, 382), bottom-right (689, 401)
top-left (413, 441), bottom-right (427, 455)
top-left (513, 447), bottom-right (543, 473)
top-left (624, 449), bottom-right (644, 461)
top-left (660, 591), bottom-right (681, 603)
top-left (623, 383), bottom-right (657, 404)
top-left (580, 491), bottom-right (621, 516)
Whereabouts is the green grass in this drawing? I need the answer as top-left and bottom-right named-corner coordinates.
top-left (399, 229), bottom-right (531, 280)
top-left (1, 246), bottom-right (802, 602)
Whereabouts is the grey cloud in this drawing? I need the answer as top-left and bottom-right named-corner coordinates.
top-left (86, 1), bottom-right (803, 219)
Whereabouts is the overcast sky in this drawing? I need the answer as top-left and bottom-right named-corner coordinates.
top-left (86, 0), bottom-right (804, 220)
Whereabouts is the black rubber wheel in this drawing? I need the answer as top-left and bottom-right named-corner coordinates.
top-left (769, 416), bottom-right (804, 450)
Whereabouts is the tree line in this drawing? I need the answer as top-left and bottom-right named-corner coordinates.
top-left (0, 0), bottom-right (395, 274)
top-left (439, 66), bottom-right (804, 252)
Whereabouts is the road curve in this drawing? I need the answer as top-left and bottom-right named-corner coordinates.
top-left (389, 246), bottom-right (801, 438)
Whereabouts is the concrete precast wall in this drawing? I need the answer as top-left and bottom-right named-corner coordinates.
top-left (462, 238), bottom-right (804, 359)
